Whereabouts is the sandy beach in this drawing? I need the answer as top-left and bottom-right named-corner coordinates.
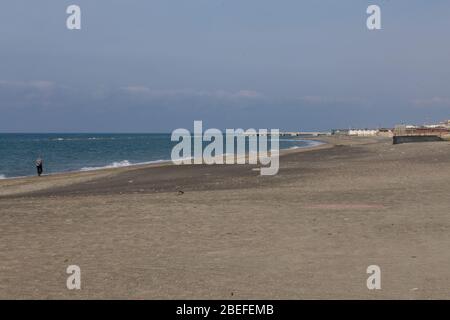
top-left (1, 136), bottom-right (450, 299)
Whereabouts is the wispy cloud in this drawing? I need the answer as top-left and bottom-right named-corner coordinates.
top-left (299, 95), bottom-right (365, 105)
top-left (0, 80), bottom-right (60, 109)
top-left (120, 87), bottom-right (263, 100)
top-left (412, 97), bottom-right (450, 107)
top-left (0, 80), bottom-right (56, 92)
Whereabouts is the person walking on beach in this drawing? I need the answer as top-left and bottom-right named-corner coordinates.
top-left (35, 156), bottom-right (43, 176)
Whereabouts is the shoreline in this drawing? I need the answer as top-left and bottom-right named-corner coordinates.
top-left (0, 139), bottom-right (331, 197)
top-left (0, 135), bottom-right (386, 200)
top-left (0, 139), bottom-right (326, 182)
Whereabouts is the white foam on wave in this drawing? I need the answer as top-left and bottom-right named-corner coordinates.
top-left (80, 159), bottom-right (169, 172)
top-left (305, 140), bottom-right (325, 147)
top-left (287, 140), bottom-right (324, 150)
top-left (0, 174), bottom-right (6, 179)
top-left (52, 137), bottom-right (116, 142)
top-left (80, 160), bottom-right (132, 171)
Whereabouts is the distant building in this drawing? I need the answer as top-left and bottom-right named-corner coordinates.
top-left (437, 120), bottom-right (450, 128)
top-left (331, 129), bottom-right (349, 135)
top-left (331, 128), bottom-right (379, 136)
top-left (377, 128), bottom-right (393, 137)
top-left (348, 129), bottom-right (378, 136)
top-left (394, 124), bottom-right (450, 136)
top-left (408, 119), bottom-right (450, 130)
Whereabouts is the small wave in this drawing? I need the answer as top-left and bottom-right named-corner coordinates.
top-left (80, 160), bottom-right (132, 171)
top-left (87, 137), bottom-right (116, 140)
top-left (305, 140), bottom-right (325, 147)
top-left (51, 137), bottom-right (73, 141)
top-left (51, 137), bottom-right (116, 142)
top-left (286, 140), bottom-right (324, 150)
top-left (80, 159), bottom-right (169, 172)
top-left (0, 174), bottom-right (6, 179)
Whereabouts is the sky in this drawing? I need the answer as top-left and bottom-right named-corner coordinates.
top-left (0, 0), bottom-right (449, 132)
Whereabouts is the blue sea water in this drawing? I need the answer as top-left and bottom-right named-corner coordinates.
top-left (0, 133), bottom-right (322, 179)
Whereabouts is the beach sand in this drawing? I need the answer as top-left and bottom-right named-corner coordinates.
top-left (1, 136), bottom-right (450, 299)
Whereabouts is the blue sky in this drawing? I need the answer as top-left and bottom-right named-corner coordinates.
top-left (0, 0), bottom-right (449, 132)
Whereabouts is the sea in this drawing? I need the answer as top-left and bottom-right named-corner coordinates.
top-left (0, 133), bottom-right (323, 179)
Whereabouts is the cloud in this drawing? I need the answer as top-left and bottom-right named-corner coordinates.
top-left (0, 80), bottom-right (55, 91)
top-left (121, 86), bottom-right (154, 94)
top-left (120, 87), bottom-right (263, 100)
top-left (0, 80), bottom-right (58, 99)
top-left (230, 90), bottom-right (262, 98)
top-left (0, 80), bottom-right (266, 114)
top-left (0, 80), bottom-right (86, 112)
top-left (0, 80), bottom-right (59, 109)
top-left (412, 97), bottom-right (450, 107)
top-left (299, 95), bottom-right (365, 105)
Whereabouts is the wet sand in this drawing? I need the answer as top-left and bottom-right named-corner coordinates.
top-left (1, 136), bottom-right (450, 299)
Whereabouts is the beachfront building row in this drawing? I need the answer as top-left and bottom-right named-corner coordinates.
top-left (394, 125), bottom-right (450, 137)
top-left (331, 128), bottom-right (392, 137)
top-left (348, 129), bottom-right (378, 136)
top-left (424, 120), bottom-right (450, 129)
top-left (331, 120), bottom-right (450, 137)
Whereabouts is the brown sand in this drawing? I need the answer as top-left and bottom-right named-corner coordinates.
top-left (1, 136), bottom-right (450, 299)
